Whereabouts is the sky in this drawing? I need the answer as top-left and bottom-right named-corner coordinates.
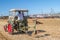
top-left (0, 0), bottom-right (60, 16)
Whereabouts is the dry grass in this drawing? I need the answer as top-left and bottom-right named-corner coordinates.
top-left (0, 18), bottom-right (60, 40)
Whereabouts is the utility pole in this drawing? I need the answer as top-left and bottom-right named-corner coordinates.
top-left (50, 8), bottom-right (55, 16)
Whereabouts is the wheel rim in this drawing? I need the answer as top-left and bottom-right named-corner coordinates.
top-left (8, 24), bottom-right (13, 33)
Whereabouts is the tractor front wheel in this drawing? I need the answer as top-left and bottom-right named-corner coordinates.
top-left (4, 25), bottom-right (8, 32)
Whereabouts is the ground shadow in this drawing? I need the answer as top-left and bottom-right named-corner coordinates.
top-left (12, 31), bottom-right (26, 35)
top-left (27, 30), bottom-right (46, 36)
top-left (33, 20), bottom-right (43, 24)
top-left (12, 30), bottom-right (46, 35)
top-left (36, 30), bottom-right (46, 32)
top-left (36, 21), bottom-right (43, 24)
top-left (35, 34), bottom-right (50, 38)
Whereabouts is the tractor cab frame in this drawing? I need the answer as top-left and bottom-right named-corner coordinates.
top-left (4, 9), bottom-right (29, 34)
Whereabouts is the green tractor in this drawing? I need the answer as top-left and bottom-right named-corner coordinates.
top-left (4, 9), bottom-right (37, 34)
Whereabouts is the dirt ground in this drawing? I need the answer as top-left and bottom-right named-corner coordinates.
top-left (0, 18), bottom-right (60, 40)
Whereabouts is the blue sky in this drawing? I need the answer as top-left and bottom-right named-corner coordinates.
top-left (0, 0), bottom-right (60, 16)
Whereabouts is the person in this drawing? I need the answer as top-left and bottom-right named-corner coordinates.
top-left (17, 12), bottom-right (24, 21)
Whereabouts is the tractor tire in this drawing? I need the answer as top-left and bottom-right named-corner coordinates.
top-left (7, 24), bottom-right (14, 34)
top-left (4, 25), bottom-right (8, 32)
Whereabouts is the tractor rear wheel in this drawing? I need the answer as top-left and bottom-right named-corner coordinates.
top-left (7, 24), bottom-right (14, 34)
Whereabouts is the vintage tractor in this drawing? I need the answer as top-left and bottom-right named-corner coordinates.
top-left (4, 9), bottom-right (37, 34)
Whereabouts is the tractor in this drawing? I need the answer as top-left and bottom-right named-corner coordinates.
top-left (4, 9), bottom-right (37, 34)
